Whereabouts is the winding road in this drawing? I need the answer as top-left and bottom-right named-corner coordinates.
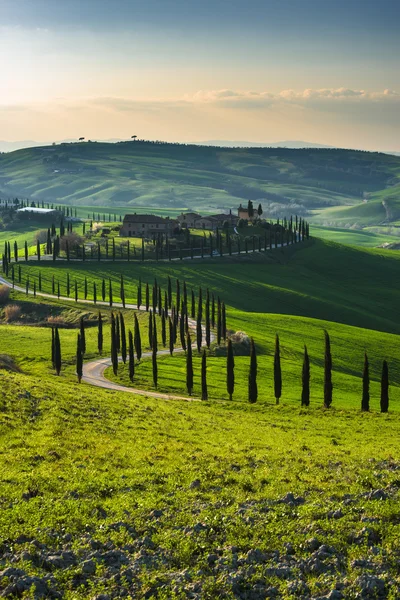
top-left (0, 275), bottom-right (211, 402)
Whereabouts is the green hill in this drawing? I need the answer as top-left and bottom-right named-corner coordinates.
top-left (1, 142), bottom-right (400, 221)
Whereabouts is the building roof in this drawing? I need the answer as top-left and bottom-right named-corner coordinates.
top-left (207, 213), bottom-right (236, 222)
top-left (178, 212), bottom-right (202, 219)
top-left (123, 214), bottom-right (171, 224)
top-left (17, 207), bottom-right (58, 214)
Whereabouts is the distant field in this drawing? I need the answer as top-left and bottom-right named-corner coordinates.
top-left (311, 225), bottom-right (400, 247)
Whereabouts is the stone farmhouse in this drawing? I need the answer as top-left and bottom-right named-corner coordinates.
top-left (120, 214), bottom-right (176, 237)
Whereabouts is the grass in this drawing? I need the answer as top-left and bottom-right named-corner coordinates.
top-left (310, 225), bottom-right (400, 248)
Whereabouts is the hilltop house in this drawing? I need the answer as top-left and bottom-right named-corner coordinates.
top-left (176, 212), bottom-right (202, 228)
top-left (120, 214), bottom-right (176, 237)
top-left (177, 211), bottom-right (237, 231)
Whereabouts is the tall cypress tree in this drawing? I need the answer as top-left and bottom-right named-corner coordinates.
top-left (190, 289), bottom-right (195, 320)
top-left (134, 312), bottom-right (142, 361)
top-left (145, 282), bottom-right (150, 311)
top-left (102, 278), bottom-right (106, 302)
top-left (84, 276), bottom-right (88, 300)
top-left (196, 309), bottom-right (202, 353)
top-left (227, 337), bottom-right (235, 400)
top-left (248, 338), bottom-right (257, 403)
top-left (180, 315), bottom-right (186, 352)
top-left (148, 310), bottom-right (153, 349)
top-left (128, 330), bottom-right (135, 382)
top-left (120, 312), bottom-right (127, 364)
top-left (168, 276), bottom-right (172, 308)
top-left (186, 333), bottom-right (193, 395)
top-left (380, 360), bottom-right (389, 413)
top-left (93, 282), bottom-right (97, 304)
top-left (24, 240), bottom-right (28, 262)
top-left (161, 310), bottom-right (166, 347)
top-left (76, 333), bottom-right (83, 383)
top-left (324, 330), bottom-right (333, 408)
top-left (201, 349), bottom-right (208, 400)
top-left (301, 345), bottom-right (310, 407)
top-left (80, 316), bottom-right (86, 355)
top-left (51, 327), bottom-right (55, 368)
top-left (153, 312), bottom-right (158, 353)
top-left (158, 286), bottom-right (162, 317)
top-left (169, 317), bottom-right (174, 355)
top-left (361, 352), bottom-right (370, 412)
top-left (176, 280), bottom-right (181, 316)
top-left (152, 284), bottom-right (157, 313)
top-left (119, 274), bottom-right (125, 308)
top-left (211, 293), bottom-right (215, 329)
top-left (74, 279), bottom-right (78, 302)
top-left (98, 312), bottom-right (103, 355)
top-left (221, 302), bottom-right (227, 340)
top-left (14, 241), bottom-right (18, 263)
top-left (111, 313), bottom-right (118, 375)
top-left (152, 334), bottom-right (158, 388)
top-left (274, 333), bottom-right (282, 405)
top-left (164, 290), bottom-right (169, 318)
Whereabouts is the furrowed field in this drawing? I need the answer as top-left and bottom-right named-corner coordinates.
top-left (1, 237), bottom-right (400, 599)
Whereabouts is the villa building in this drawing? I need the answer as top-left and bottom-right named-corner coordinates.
top-left (120, 214), bottom-right (176, 237)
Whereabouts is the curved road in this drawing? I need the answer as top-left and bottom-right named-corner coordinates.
top-left (0, 275), bottom-right (211, 402)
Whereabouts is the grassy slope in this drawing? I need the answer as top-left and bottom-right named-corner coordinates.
top-left (310, 225), bottom-right (400, 247)
top-left (17, 238), bottom-right (400, 334)
top-left (1, 142), bottom-right (399, 214)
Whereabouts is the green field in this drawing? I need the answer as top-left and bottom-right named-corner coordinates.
top-left (1, 234), bottom-right (400, 598)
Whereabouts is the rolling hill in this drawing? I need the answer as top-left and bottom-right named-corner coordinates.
top-left (1, 142), bottom-right (399, 224)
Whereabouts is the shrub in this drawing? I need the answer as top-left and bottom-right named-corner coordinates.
top-left (60, 232), bottom-right (84, 252)
top-left (34, 229), bottom-right (48, 243)
top-left (0, 285), bottom-right (10, 305)
top-left (47, 315), bottom-right (66, 326)
top-left (4, 304), bottom-right (21, 322)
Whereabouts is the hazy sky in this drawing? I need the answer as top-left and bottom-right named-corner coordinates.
top-left (0, 0), bottom-right (399, 150)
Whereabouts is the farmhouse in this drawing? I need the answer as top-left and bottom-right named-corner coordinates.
top-left (176, 212), bottom-right (202, 228)
top-left (120, 214), bottom-right (176, 237)
top-left (177, 211), bottom-right (238, 231)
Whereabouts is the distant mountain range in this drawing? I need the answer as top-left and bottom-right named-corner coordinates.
top-left (1, 138), bottom-right (399, 156)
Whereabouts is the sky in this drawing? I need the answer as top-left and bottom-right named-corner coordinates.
top-left (0, 0), bottom-right (399, 151)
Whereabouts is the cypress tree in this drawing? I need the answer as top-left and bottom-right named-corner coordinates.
top-left (248, 338), bottom-right (257, 403)
top-left (134, 312), bottom-right (142, 361)
top-left (51, 327), bottom-right (55, 368)
top-left (145, 282), bottom-right (150, 311)
top-left (361, 352), bottom-right (370, 412)
top-left (221, 302), bottom-right (227, 340)
top-left (148, 310), bottom-right (153, 348)
top-left (74, 280), bottom-right (78, 302)
top-left (128, 330), bottom-right (135, 381)
top-left (381, 360), bottom-right (389, 413)
top-left (169, 317), bottom-right (174, 355)
top-left (161, 310), bottom-right (166, 347)
top-left (164, 290), bottom-right (168, 318)
top-left (152, 334), bottom-right (158, 388)
top-left (186, 333), bottom-right (193, 395)
top-left (141, 237), bottom-right (145, 261)
top-left (217, 297), bottom-right (222, 345)
top-left (201, 349), bottom-right (208, 400)
top-left (93, 282), bottom-right (97, 304)
top-left (54, 327), bottom-right (62, 375)
top-left (274, 333), bottom-right (282, 405)
top-left (153, 312), bottom-right (158, 353)
top-left (324, 330), bottom-right (333, 408)
top-left (25, 240), bottom-right (28, 262)
top-left (36, 239), bottom-right (41, 260)
top-left (227, 337), bottom-right (235, 400)
top-left (120, 312), bottom-right (127, 364)
top-left (18, 264), bottom-right (21, 283)
top-left (111, 313), bottom-right (118, 375)
top-left (211, 293), bottom-right (215, 328)
top-left (301, 345), bottom-right (310, 407)
top-left (109, 278), bottom-right (113, 307)
top-left (76, 333), bottom-right (83, 383)
top-left (98, 312), bottom-right (103, 354)
top-left (183, 281), bottom-right (188, 308)
top-left (84, 276), bottom-right (88, 300)
top-left (66, 272), bottom-right (70, 296)
top-left (115, 313), bottom-right (120, 352)
top-left (57, 280), bottom-right (60, 299)
top-left (14, 241), bottom-right (18, 262)
top-left (167, 276), bottom-right (172, 308)
top-left (158, 286), bottom-right (162, 316)
top-left (120, 274), bottom-right (125, 308)
top-left (137, 278), bottom-right (142, 309)
top-left (80, 316), bottom-right (86, 355)
top-left (176, 280), bottom-right (180, 316)
top-left (102, 278), bottom-right (106, 302)
top-left (180, 315), bottom-right (186, 352)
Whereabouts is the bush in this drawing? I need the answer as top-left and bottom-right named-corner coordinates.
top-left (4, 304), bottom-right (21, 322)
top-left (47, 315), bottom-right (66, 326)
top-left (34, 229), bottom-right (48, 243)
top-left (60, 232), bottom-right (84, 252)
top-left (0, 285), bottom-right (10, 305)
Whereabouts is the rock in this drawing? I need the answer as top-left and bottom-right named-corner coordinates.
top-left (207, 553), bottom-right (218, 565)
top-left (245, 548), bottom-right (267, 564)
top-left (20, 551), bottom-right (32, 562)
top-left (81, 559), bottom-right (96, 575)
top-left (327, 591), bottom-right (344, 600)
top-left (304, 537), bottom-right (321, 552)
top-left (149, 509), bottom-right (163, 518)
top-left (279, 492), bottom-right (305, 506)
top-left (0, 567), bottom-right (26, 579)
top-left (284, 542), bottom-right (295, 555)
top-left (328, 509), bottom-right (344, 519)
top-left (286, 580), bottom-right (310, 596)
top-left (189, 479), bottom-right (201, 489)
top-left (355, 574), bottom-right (386, 598)
top-left (2, 576), bottom-right (49, 598)
top-left (366, 489), bottom-right (388, 501)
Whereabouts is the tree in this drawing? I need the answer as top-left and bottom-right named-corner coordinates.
top-left (257, 203), bottom-right (263, 216)
top-left (217, 297), bottom-right (222, 345)
top-left (221, 302), bottom-right (227, 340)
top-left (248, 338), bottom-right (257, 403)
top-left (102, 278), bottom-right (106, 302)
top-left (137, 278), bottom-right (142, 309)
top-left (153, 312), bottom-right (158, 353)
top-left (211, 294), bottom-right (215, 328)
top-left (14, 241), bottom-right (18, 263)
top-left (51, 327), bottom-right (55, 368)
top-left (324, 330), bottom-right (333, 408)
top-left (247, 200), bottom-right (254, 218)
top-left (109, 278), bottom-right (113, 307)
top-left (120, 312), bottom-right (127, 364)
top-left (152, 335), bottom-right (158, 388)
top-left (201, 349), bottom-right (208, 400)
top-left (128, 330), bottom-right (135, 382)
top-left (36, 240), bottom-right (41, 261)
top-left (361, 352), bottom-right (370, 412)
top-left (186, 333), bottom-right (193, 395)
top-left (115, 312), bottom-right (120, 353)
top-left (301, 345), bottom-right (310, 407)
top-left (76, 315), bottom-right (85, 355)
top-left (169, 317), bottom-right (174, 355)
top-left (134, 313), bottom-right (142, 361)
top-left (24, 240), bottom-right (28, 262)
top-left (98, 312), bottom-right (103, 354)
top-left (145, 282), bottom-right (150, 311)
top-left (161, 310), bottom-right (166, 347)
top-left (93, 282), bottom-right (97, 304)
top-left (176, 280), bottom-right (181, 316)
top-left (274, 334), bottom-right (282, 405)
top-left (180, 314), bottom-right (186, 352)
top-left (381, 360), bottom-right (389, 413)
top-left (76, 333), bottom-right (83, 383)
top-left (53, 327), bottom-right (62, 375)
top-left (148, 310), bottom-right (153, 349)
top-left (227, 338), bottom-right (235, 400)
top-left (167, 276), bottom-right (172, 308)
top-left (84, 276), bottom-right (88, 300)
top-left (111, 313), bottom-right (118, 375)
